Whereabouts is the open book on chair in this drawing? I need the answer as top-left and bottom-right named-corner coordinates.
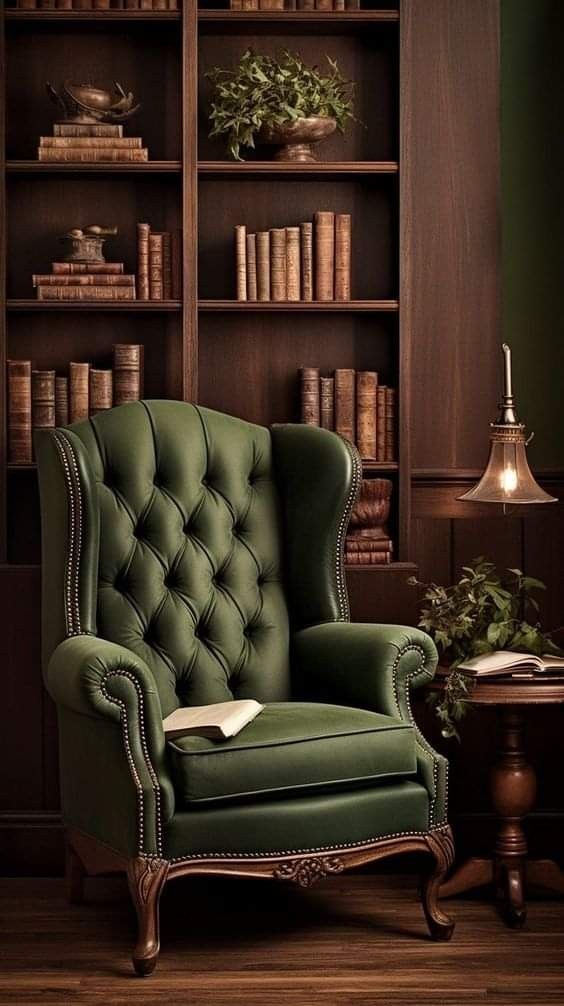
top-left (162, 699), bottom-right (264, 740)
top-left (458, 651), bottom-right (564, 677)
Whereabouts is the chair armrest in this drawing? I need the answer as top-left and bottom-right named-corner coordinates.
top-left (293, 623), bottom-right (447, 828)
top-left (48, 635), bottom-right (175, 852)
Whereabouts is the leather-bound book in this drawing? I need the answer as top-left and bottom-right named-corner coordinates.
top-left (137, 223), bottom-right (150, 301)
top-left (159, 232), bottom-right (172, 300)
top-left (314, 211), bottom-right (335, 301)
top-left (33, 274), bottom-right (135, 287)
top-left (40, 137), bottom-right (141, 148)
top-left (246, 233), bottom-right (257, 302)
top-left (52, 262), bottom-right (124, 274)
top-left (149, 232), bottom-right (163, 300)
top-left (300, 222), bottom-right (313, 301)
top-left (356, 370), bottom-right (377, 458)
top-left (334, 368), bottom-right (355, 442)
top-left (7, 360), bottom-right (32, 464)
top-left (54, 123), bottom-right (123, 137)
top-left (113, 344), bottom-right (144, 405)
top-left (31, 370), bottom-right (56, 433)
top-left (93, 0), bottom-right (111, 8)
top-left (69, 362), bottom-right (90, 423)
top-left (235, 225), bottom-right (247, 301)
top-left (38, 147), bottom-right (148, 162)
top-left (286, 227), bottom-right (301, 301)
top-left (315, 0), bottom-right (332, 8)
top-left (55, 376), bottom-right (69, 427)
top-left (345, 549), bottom-right (392, 566)
top-left (270, 229), bottom-right (287, 302)
top-left (345, 0), bottom-right (360, 7)
top-left (171, 230), bottom-right (183, 300)
top-left (242, 0), bottom-right (259, 10)
top-left (335, 213), bottom-right (351, 301)
top-left (300, 367), bottom-right (320, 426)
top-left (259, 0), bottom-right (284, 7)
top-left (320, 376), bottom-right (335, 430)
top-left (376, 385), bottom-right (387, 461)
top-left (297, 0), bottom-right (315, 6)
top-left (256, 232), bottom-right (270, 302)
top-left (37, 286), bottom-right (134, 301)
top-left (385, 387), bottom-right (396, 462)
top-left (230, 0), bottom-right (243, 8)
top-left (89, 370), bottom-right (113, 416)
top-left (55, 0), bottom-right (73, 9)
top-left (17, 0), bottom-right (38, 8)
top-left (334, 0), bottom-right (345, 8)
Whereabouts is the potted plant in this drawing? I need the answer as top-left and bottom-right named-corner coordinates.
top-left (206, 49), bottom-right (356, 162)
top-left (410, 557), bottom-right (559, 739)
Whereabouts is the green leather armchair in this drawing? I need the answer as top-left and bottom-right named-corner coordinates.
top-left (36, 401), bottom-right (454, 975)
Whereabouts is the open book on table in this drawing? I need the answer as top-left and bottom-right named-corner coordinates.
top-left (458, 651), bottom-right (564, 678)
top-left (162, 699), bottom-right (264, 740)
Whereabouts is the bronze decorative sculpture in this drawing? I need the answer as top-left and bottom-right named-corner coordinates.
top-left (59, 226), bottom-right (118, 264)
top-left (46, 81), bottom-right (140, 125)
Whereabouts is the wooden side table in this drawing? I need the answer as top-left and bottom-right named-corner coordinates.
top-left (434, 673), bottom-right (564, 927)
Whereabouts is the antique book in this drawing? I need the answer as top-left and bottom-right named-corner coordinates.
top-left (259, 0), bottom-right (284, 7)
top-left (73, 0), bottom-right (93, 8)
top-left (33, 274), bottom-right (135, 287)
top-left (335, 213), bottom-right (351, 301)
top-left (7, 360), bottom-right (32, 464)
top-left (54, 123), bottom-right (123, 138)
top-left (256, 231), bottom-right (270, 302)
top-left (52, 261), bottom-right (124, 275)
top-left (334, 0), bottom-right (345, 8)
top-left (140, 0), bottom-right (153, 8)
top-left (355, 370), bottom-right (377, 459)
top-left (69, 362), bottom-right (90, 423)
top-left (300, 367), bottom-right (320, 426)
top-left (55, 376), bottom-right (69, 427)
top-left (285, 227), bottom-right (301, 301)
top-left (235, 225), bottom-right (247, 301)
top-left (163, 699), bottom-right (264, 741)
top-left (38, 148), bottom-right (148, 162)
top-left (320, 376), bottom-right (335, 430)
top-left (153, 231), bottom-right (172, 300)
top-left (345, 0), bottom-right (360, 7)
top-left (17, 0), bottom-right (38, 8)
top-left (314, 211), bottom-right (335, 301)
top-left (300, 222), bottom-right (313, 302)
top-left (346, 537), bottom-right (392, 553)
top-left (38, 0), bottom-right (56, 7)
top-left (31, 370), bottom-right (56, 433)
top-left (345, 550), bottom-right (392, 566)
top-left (297, 0), bottom-right (315, 8)
top-left (125, 0), bottom-right (140, 7)
top-left (246, 233), bottom-right (258, 302)
top-left (286, 0), bottom-right (297, 9)
top-left (37, 286), bottom-right (135, 300)
top-left (55, 1), bottom-right (73, 9)
top-left (113, 344), bottom-right (144, 405)
top-left (458, 652), bottom-right (564, 678)
top-left (315, 0), bottom-right (333, 8)
top-left (137, 223), bottom-right (150, 301)
top-left (152, 0), bottom-right (168, 8)
top-left (93, 0), bottom-right (111, 9)
top-left (376, 385), bottom-right (387, 461)
top-left (270, 228), bottom-right (287, 302)
top-left (385, 386), bottom-right (396, 461)
top-left (230, 0), bottom-right (243, 9)
top-left (171, 229), bottom-right (183, 301)
top-left (149, 232), bottom-right (163, 300)
top-left (334, 368), bottom-right (355, 442)
top-left (39, 136), bottom-right (142, 148)
top-left (242, 0), bottom-right (259, 9)
top-left (89, 370), bottom-right (113, 416)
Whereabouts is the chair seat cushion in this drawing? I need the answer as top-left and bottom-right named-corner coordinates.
top-left (167, 702), bottom-right (417, 805)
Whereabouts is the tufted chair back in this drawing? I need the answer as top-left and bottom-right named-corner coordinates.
top-left (37, 401), bottom-right (291, 717)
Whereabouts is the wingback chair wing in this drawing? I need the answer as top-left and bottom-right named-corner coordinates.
top-left (36, 400), bottom-right (454, 975)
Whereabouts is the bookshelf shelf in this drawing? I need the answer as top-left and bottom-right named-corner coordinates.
top-left (5, 9), bottom-right (181, 22)
top-left (362, 460), bottom-right (399, 473)
top-left (344, 562), bottom-right (417, 574)
top-left (198, 300), bottom-right (399, 312)
top-left (198, 161), bottom-right (398, 177)
top-left (6, 161), bottom-right (183, 175)
top-left (6, 300), bottom-right (182, 312)
top-left (198, 11), bottom-right (399, 35)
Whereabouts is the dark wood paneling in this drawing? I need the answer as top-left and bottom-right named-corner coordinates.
top-left (347, 563), bottom-right (418, 625)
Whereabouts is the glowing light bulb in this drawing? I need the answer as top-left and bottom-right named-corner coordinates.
top-left (500, 465), bottom-right (518, 494)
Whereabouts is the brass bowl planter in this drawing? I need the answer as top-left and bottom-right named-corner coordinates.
top-left (258, 115), bottom-right (337, 162)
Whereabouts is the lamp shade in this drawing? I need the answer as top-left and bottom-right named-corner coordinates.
top-left (458, 424), bottom-right (557, 504)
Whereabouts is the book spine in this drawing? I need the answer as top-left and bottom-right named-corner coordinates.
top-left (137, 223), bottom-right (150, 301)
top-left (334, 0), bottom-right (345, 8)
top-left (320, 376), bottom-right (335, 431)
top-left (125, 0), bottom-right (140, 7)
top-left (33, 274), bottom-right (135, 286)
top-left (376, 385), bottom-right (386, 461)
top-left (285, 227), bottom-right (301, 302)
top-left (270, 228), bottom-right (287, 302)
top-left (334, 368), bottom-right (355, 442)
top-left (286, 0), bottom-right (297, 8)
top-left (385, 387), bottom-right (396, 462)
top-left (38, 148), bottom-right (148, 162)
top-left (93, 0), bottom-right (111, 8)
top-left (37, 286), bottom-right (135, 301)
top-left (297, 0), bottom-right (315, 8)
top-left (242, 0), bottom-right (259, 9)
top-left (345, 551), bottom-right (392, 566)
top-left (235, 225), bottom-right (247, 301)
top-left (335, 213), bottom-right (351, 301)
top-left (315, 0), bottom-right (332, 9)
top-left (38, 0), bottom-right (56, 8)
top-left (69, 363), bottom-right (90, 424)
top-left (54, 124), bottom-right (124, 138)
top-left (171, 229), bottom-right (183, 301)
top-left (148, 232), bottom-right (163, 301)
top-left (139, 0), bottom-right (153, 8)
top-left (40, 137), bottom-right (142, 148)
top-left (73, 0), bottom-right (93, 8)
top-left (314, 211), bottom-right (335, 301)
top-left (152, 0), bottom-right (168, 8)
top-left (113, 344), bottom-right (143, 405)
top-left (55, 0), bottom-right (73, 9)
top-left (55, 376), bottom-right (69, 427)
top-left (246, 233), bottom-right (257, 302)
top-left (89, 370), bottom-right (113, 416)
top-left (345, 0), bottom-right (360, 7)
top-left (300, 222), bottom-right (313, 302)
top-left (17, 0), bottom-right (38, 8)
top-left (52, 262), bottom-right (124, 275)
top-left (31, 370), bottom-right (56, 432)
top-left (259, 0), bottom-right (284, 7)
top-left (7, 360), bottom-right (32, 464)
top-left (356, 370), bottom-right (377, 459)
top-left (160, 232), bottom-right (172, 300)
top-left (256, 232), bottom-right (270, 302)
top-left (230, 0), bottom-right (243, 8)
top-left (300, 367), bottom-right (320, 426)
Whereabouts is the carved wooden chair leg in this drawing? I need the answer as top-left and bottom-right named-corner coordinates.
top-left (127, 857), bottom-right (170, 976)
top-left (421, 829), bottom-right (456, 941)
top-left (65, 836), bottom-right (86, 906)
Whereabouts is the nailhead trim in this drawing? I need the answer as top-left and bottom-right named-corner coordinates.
top-left (100, 668), bottom-right (163, 857)
top-left (335, 439), bottom-right (363, 621)
top-left (53, 432), bottom-right (82, 636)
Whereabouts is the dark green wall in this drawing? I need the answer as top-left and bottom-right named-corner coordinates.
top-left (502, 0), bottom-right (564, 468)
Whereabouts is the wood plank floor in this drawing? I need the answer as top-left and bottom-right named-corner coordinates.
top-left (1, 874), bottom-right (563, 1004)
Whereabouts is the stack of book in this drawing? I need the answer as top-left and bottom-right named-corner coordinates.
top-left (33, 261), bottom-right (136, 302)
top-left (7, 345), bottom-right (143, 464)
top-left (235, 211), bottom-right (351, 303)
top-left (345, 478), bottom-right (393, 565)
top-left (37, 123), bottom-right (148, 164)
top-left (299, 367), bottom-right (396, 463)
top-left (230, 0), bottom-right (359, 8)
top-left (137, 223), bottom-right (182, 301)
top-left (17, 0), bottom-right (178, 10)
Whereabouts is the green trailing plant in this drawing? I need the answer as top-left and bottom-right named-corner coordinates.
top-left (206, 49), bottom-right (356, 161)
top-left (409, 558), bottom-right (559, 740)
